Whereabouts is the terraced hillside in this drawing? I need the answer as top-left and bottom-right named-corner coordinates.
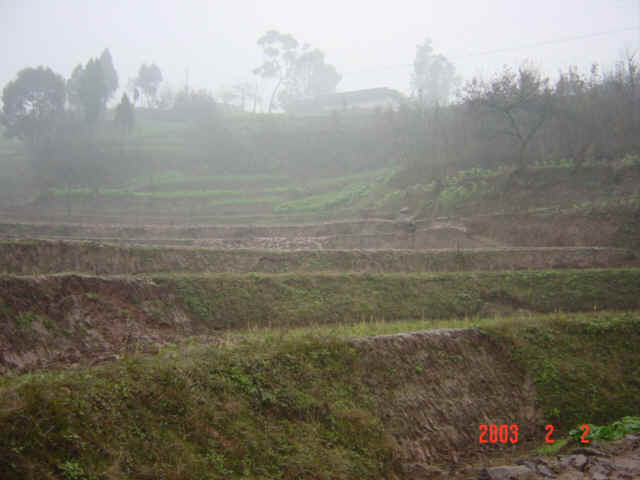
top-left (1, 240), bottom-right (639, 479)
top-left (1, 240), bottom-right (638, 274)
top-left (1, 162), bottom-right (639, 479)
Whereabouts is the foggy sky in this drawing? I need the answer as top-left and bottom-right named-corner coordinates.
top-left (1, 0), bottom-right (639, 108)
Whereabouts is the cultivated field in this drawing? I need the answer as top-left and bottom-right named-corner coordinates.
top-left (1, 157), bottom-right (639, 479)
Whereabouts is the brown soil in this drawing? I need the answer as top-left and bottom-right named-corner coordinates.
top-left (464, 210), bottom-right (640, 249)
top-left (1, 207), bottom-right (638, 250)
top-left (1, 240), bottom-right (637, 275)
top-left (355, 329), bottom-right (539, 474)
top-left (0, 218), bottom-right (409, 239)
top-left (0, 275), bottom-right (211, 373)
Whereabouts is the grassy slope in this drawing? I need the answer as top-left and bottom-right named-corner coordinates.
top-left (487, 311), bottom-right (640, 431)
top-left (160, 269), bottom-right (640, 328)
top-left (1, 311), bottom-right (638, 479)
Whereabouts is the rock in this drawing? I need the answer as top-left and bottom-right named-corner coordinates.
top-left (401, 462), bottom-right (446, 479)
top-left (485, 465), bottom-right (537, 479)
top-left (611, 455), bottom-right (640, 476)
top-left (570, 447), bottom-right (609, 457)
top-left (516, 459), bottom-right (555, 478)
top-left (533, 462), bottom-right (555, 478)
top-left (624, 434), bottom-right (640, 449)
top-left (587, 461), bottom-right (612, 480)
top-left (559, 454), bottom-right (588, 471)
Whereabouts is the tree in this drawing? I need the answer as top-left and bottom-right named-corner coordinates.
top-left (464, 65), bottom-right (553, 168)
top-left (174, 88), bottom-right (217, 122)
top-left (411, 39), bottom-right (458, 107)
top-left (135, 63), bottom-right (163, 107)
top-left (99, 48), bottom-right (119, 100)
top-left (216, 88), bottom-right (239, 106)
top-left (77, 58), bottom-right (109, 124)
top-left (278, 48), bottom-right (341, 110)
top-left (114, 93), bottom-right (135, 132)
top-left (254, 31), bottom-right (341, 112)
top-left (1, 66), bottom-right (66, 143)
top-left (67, 51), bottom-right (117, 124)
top-left (232, 81), bottom-right (262, 112)
top-left (253, 30), bottom-right (300, 112)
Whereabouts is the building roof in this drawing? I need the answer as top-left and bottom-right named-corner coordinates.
top-left (286, 87), bottom-right (407, 113)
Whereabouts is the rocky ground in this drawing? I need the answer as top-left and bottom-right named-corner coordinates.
top-left (464, 435), bottom-right (640, 479)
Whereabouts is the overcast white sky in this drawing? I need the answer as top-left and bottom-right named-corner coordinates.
top-left (1, 0), bottom-right (639, 107)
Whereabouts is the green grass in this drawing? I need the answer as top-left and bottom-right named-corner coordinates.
top-left (208, 196), bottom-right (282, 207)
top-left (536, 438), bottom-right (569, 456)
top-left (308, 168), bottom-right (395, 188)
top-left (487, 311), bottom-right (640, 432)
top-left (274, 183), bottom-right (371, 213)
top-left (570, 416), bottom-right (640, 441)
top-left (157, 269), bottom-right (640, 329)
top-left (0, 335), bottom-right (391, 479)
top-left (129, 170), bottom-right (292, 188)
top-left (52, 187), bottom-right (246, 198)
top-left (0, 310), bottom-right (638, 479)
top-left (536, 415), bottom-right (640, 455)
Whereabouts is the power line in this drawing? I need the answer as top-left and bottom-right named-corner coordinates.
top-left (341, 26), bottom-right (640, 76)
top-left (454, 26), bottom-right (639, 59)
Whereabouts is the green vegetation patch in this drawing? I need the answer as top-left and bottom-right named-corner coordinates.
top-left (0, 337), bottom-right (391, 479)
top-left (53, 187), bottom-right (249, 199)
top-left (570, 416), bottom-right (640, 442)
top-left (486, 311), bottom-right (640, 432)
top-left (159, 269), bottom-right (640, 329)
top-left (274, 183), bottom-right (371, 213)
top-left (308, 168), bottom-right (395, 188)
top-left (1, 311), bottom-right (638, 478)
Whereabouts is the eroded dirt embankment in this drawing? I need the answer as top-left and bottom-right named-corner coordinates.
top-left (2, 270), bottom-right (640, 374)
top-left (1, 240), bottom-right (637, 274)
top-left (354, 329), bottom-right (538, 473)
top-left (0, 224), bottom-right (498, 250)
top-left (2, 207), bottom-right (639, 249)
top-left (0, 218), bottom-right (409, 239)
top-left (464, 209), bottom-right (640, 249)
top-left (0, 275), bottom-right (216, 373)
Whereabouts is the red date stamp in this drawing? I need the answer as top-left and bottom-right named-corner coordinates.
top-left (479, 424), bottom-right (519, 444)
top-left (479, 424), bottom-right (591, 444)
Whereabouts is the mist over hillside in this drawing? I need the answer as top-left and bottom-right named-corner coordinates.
top-left (1, 3), bottom-right (640, 480)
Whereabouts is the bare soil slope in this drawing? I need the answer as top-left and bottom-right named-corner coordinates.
top-left (1, 240), bottom-right (637, 275)
top-left (355, 329), bottom-right (538, 472)
top-left (2, 270), bottom-right (640, 373)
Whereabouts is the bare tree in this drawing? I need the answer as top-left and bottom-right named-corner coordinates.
top-left (465, 65), bottom-right (553, 169)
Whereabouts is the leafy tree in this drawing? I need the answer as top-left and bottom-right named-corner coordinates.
top-left (253, 30), bottom-right (300, 112)
top-left (411, 39), bottom-right (458, 107)
top-left (1, 66), bottom-right (66, 143)
top-left (156, 85), bottom-right (174, 110)
top-left (135, 63), bottom-right (163, 107)
top-left (232, 81), bottom-right (261, 112)
top-left (114, 93), bottom-right (135, 132)
top-left (78, 59), bottom-right (109, 124)
top-left (254, 31), bottom-right (341, 112)
top-left (66, 64), bottom-right (84, 109)
top-left (174, 88), bottom-right (217, 122)
top-left (279, 48), bottom-right (341, 110)
top-left (99, 48), bottom-right (119, 100)
top-left (67, 51), bottom-right (116, 124)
